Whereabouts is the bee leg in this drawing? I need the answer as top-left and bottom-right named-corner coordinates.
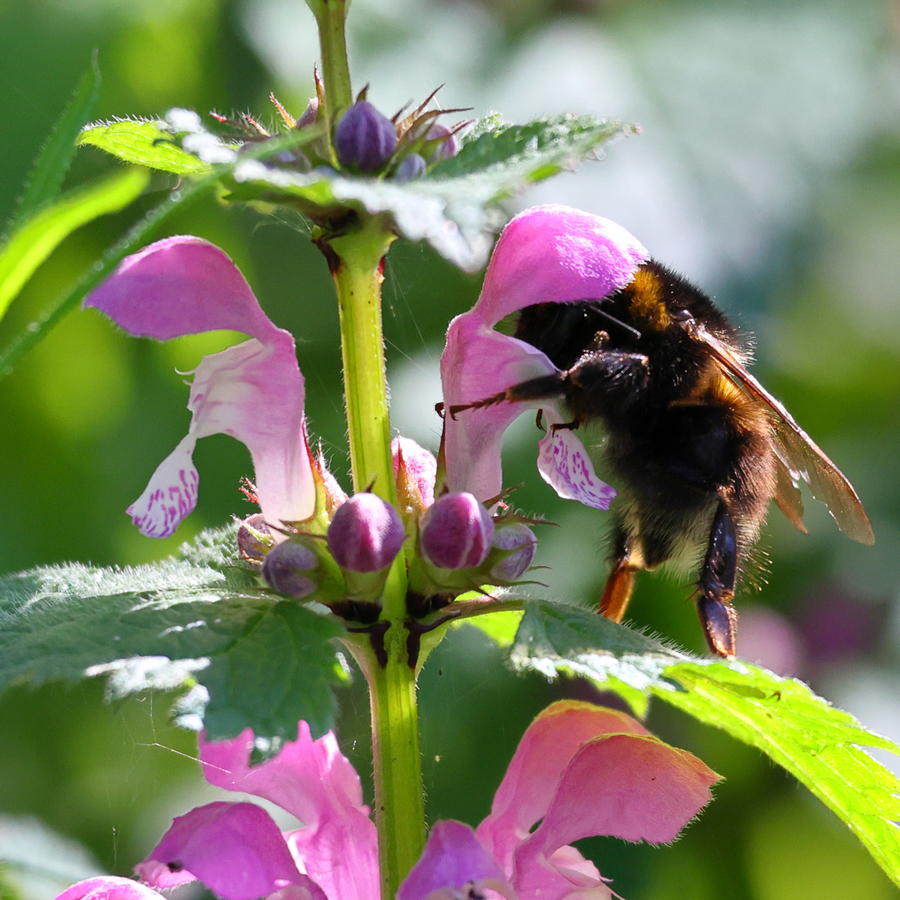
top-left (448, 372), bottom-right (567, 419)
top-left (697, 501), bottom-right (739, 658)
top-left (599, 525), bottom-right (639, 622)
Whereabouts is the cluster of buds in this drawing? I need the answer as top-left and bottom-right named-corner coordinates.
top-left (210, 77), bottom-right (465, 182)
top-left (239, 438), bottom-right (538, 623)
top-left (333, 87), bottom-right (464, 179)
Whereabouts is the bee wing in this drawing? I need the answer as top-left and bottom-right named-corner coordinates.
top-left (690, 323), bottom-right (875, 545)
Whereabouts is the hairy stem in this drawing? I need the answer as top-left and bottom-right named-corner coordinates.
top-left (327, 216), bottom-right (425, 896)
top-left (311, 0), bottom-right (353, 137)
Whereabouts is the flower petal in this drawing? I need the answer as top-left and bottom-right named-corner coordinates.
top-left (510, 733), bottom-right (719, 898)
top-left (54, 877), bottom-right (168, 900)
top-left (84, 236), bottom-right (280, 344)
top-left (477, 702), bottom-right (649, 871)
top-left (126, 435), bottom-right (198, 538)
top-left (200, 723), bottom-right (379, 900)
top-left (440, 317), bottom-right (558, 502)
top-left (397, 820), bottom-right (516, 900)
top-left (87, 237), bottom-right (314, 536)
top-left (136, 800), bottom-right (307, 900)
top-left (536, 412), bottom-right (616, 510)
top-left (473, 205), bottom-right (649, 327)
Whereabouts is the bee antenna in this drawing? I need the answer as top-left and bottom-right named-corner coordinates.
top-left (593, 307), bottom-right (642, 341)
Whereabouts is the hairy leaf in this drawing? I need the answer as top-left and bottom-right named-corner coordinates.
top-left (78, 118), bottom-right (215, 175)
top-left (0, 528), bottom-right (345, 744)
top-left (510, 599), bottom-right (900, 886)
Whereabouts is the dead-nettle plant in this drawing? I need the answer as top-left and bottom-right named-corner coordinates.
top-left (1, 1), bottom-right (897, 898)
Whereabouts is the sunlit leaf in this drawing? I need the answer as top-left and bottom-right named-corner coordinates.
top-left (0, 170), bottom-right (221, 377)
top-left (78, 118), bottom-right (214, 175)
top-left (0, 168), bottom-right (148, 322)
top-left (510, 598), bottom-right (900, 886)
top-left (6, 55), bottom-right (100, 233)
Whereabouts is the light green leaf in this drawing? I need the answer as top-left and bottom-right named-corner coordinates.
top-left (78, 118), bottom-right (214, 175)
top-left (658, 662), bottom-right (900, 887)
top-left (511, 598), bottom-right (900, 886)
top-left (0, 167), bottom-right (148, 322)
top-left (7, 56), bottom-right (100, 232)
top-left (0, 527), bottom-right (346, 745)
top-left (0, 168), bottom-right (221, 377)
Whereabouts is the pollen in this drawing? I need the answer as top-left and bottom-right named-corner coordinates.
top-left (627, 267), bottom-right (671, 331)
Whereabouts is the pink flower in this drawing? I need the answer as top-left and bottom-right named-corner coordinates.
top-left (137, 721), bottom-right (378, 900)
top-left (56, 701), bottom-right (716, 900)
top-left (399, 700), bottom-right (719, 899)
top-left (439, 205), bottom-right (649, 510)
top-left (85, 236), bottom-right (314, 538)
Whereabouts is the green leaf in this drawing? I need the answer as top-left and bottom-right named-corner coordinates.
top-left (229, 114), bottom-right (631, 272)
top-left (434, 114), bottom-right (633, 180)
top-left (511, 598), bottom-right (900, 886)
top-left (6, 55), bottom-right (100, 232)
top-left (0, 168), bottom-right (148, 323)
top-left (201, 601), bottom-right (345, 743)
top-left (0, 527), bottom-right (346, 744)
top-left (78, 118), bottom-right (214, 175)
top-left (0, 168), bottom-right (221, 378)
top-left (511, 599), bottom-right (685, 717)
top-left (658, 663), bottom-right (900, 887)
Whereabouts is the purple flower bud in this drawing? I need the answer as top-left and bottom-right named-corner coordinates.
top-left (489, 523), bottom-right (537, 581)
top-left (237, 513), bottom-right (273, 560)
top-left (426, 124), bottom-right (458, 161)
top-left (327, 493), bottom-right (405, 573)
top-left (420, 492), bottom-right (494, 570)
top-left (335, 101), bottom-right (397, 173)
top-left (262, 540), bottom-right (319, 598)
top-left (394, 153), bottom-right (426, 182)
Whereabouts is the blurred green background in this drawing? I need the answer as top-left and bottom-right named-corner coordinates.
top-left (1, 0), bottom-right (898, 897)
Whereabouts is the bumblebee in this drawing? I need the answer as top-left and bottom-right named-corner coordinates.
top-left (456, 260), bottom-right (874, 657)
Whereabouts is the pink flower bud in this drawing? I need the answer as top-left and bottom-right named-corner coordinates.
top-left (327, 493), bottom-right (405, 573)
top-left (489, 522), bottom-right (537, 581)
top-left (236, 513), bottom-right (273, 560)
top-left (420, 492), bottom-right (494, 570)
top-left (426, 123), bottom-right (458, 161)
top-left (262, 541), bottom-right (319, 598)
top-left (335, 101), bottom-right (397, 173)
top-left (392, 436), bottom-right (436, 516)
top-left (296, 96), bottom-right (318, 129)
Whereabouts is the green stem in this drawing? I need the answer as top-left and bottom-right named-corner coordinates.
top-left (329, 219), bottom-right (396, 503)
top-left (326, 216), bottom-right (425, 897)
top-left (311, 0), bottom-right (353, 136)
